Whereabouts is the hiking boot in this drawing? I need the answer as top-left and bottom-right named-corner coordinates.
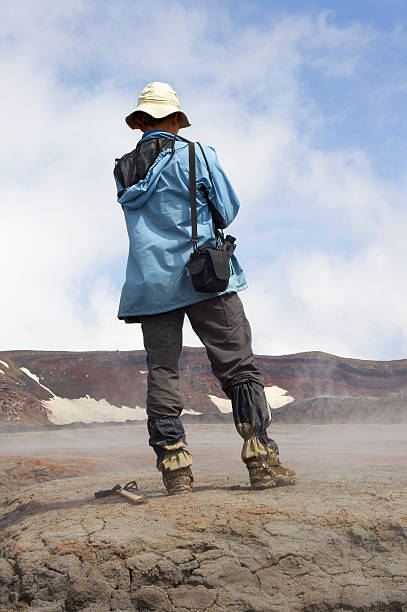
top-left (246, 458), bottom-right (277, 490)
top-left (269, 462), bottom-right (296, 486)
top-left (162, 467), bottom-right (194, 495)
top-left (247, 457), bottom-right (296, 489)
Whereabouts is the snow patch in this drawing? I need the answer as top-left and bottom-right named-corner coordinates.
top-left (20, 367), bottom-right (55, 395)
top-left (139, 370), bottom-right (148, 374)
top-left (264, 385), bottom-right (294, 409)
top-left (0, 369), bottom-right (4, 375)
top-left (209, 385), bottom-right (294, 414)
top-left (19, 366), bottom-right (147, 425)
top-left (0, 360), bottom-right (9, 368)
top-left (45, 396), bottom-right (146, 425)
top-left (208, 395), bottom-right (232, 413)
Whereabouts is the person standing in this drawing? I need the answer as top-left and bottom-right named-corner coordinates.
top-left (114, 82), bottom-right (295, 494)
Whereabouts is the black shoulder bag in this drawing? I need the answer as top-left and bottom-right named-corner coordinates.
top-left (186, 142), bottom-right (233, 293)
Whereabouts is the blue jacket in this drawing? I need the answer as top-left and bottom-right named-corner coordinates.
top-left (115, 130), bottom-right (247, 320)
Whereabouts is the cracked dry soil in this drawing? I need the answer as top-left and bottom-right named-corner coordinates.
top-left (0, 423), bottom-right (406, 611)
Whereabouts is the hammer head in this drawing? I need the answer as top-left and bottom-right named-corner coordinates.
top-left (94, 484), bottom-right (122, 498)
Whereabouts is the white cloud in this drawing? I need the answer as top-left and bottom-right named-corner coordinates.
top-left (1, 1), bottom-right (406, 359)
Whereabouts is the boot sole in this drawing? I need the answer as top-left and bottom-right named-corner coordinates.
top-left (250, 481), bottom-right (277, 490)
top-left (275, 477), bottom-right (296, 487)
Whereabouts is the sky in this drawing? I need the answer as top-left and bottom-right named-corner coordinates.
top-left (1, 0), bottom-right (407, 360)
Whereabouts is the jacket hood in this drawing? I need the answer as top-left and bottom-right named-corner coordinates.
top-left (115, 132), bottom-right (183, 209)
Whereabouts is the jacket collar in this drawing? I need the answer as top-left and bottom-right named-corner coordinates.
top-left (141, 129), bottom-right (182, 142)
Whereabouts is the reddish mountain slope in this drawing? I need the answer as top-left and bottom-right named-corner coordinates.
top-left (0, 349), bottom-right (406, 425)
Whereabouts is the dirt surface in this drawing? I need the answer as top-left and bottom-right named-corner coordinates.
top-left (0, 423), bottom-right (406, 611)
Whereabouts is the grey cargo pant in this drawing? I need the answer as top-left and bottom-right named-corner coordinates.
top-left (140, 292), bottom-right (279, 469)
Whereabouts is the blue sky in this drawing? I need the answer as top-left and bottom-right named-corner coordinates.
top-left (1, 0), bottom-right (407, 360)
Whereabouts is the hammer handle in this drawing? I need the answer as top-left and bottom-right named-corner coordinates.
top-left (117, 488), bottom-right (147, 505)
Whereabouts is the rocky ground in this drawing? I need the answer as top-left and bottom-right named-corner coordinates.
top-left (0, 423), bottom-right (406, 611)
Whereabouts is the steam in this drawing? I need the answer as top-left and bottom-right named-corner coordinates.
top-left (1, 423), bottom-right (406, 477)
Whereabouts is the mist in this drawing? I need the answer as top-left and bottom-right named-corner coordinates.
top-left (1, 423), bottom-right (406, 484)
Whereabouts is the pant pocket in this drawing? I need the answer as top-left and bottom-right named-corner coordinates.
top-left (220, 292), bottom-right (244, 327)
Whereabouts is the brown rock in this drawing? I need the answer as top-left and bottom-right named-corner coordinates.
top-left (65, 577), bottom-right (113, 611)
top-left (168, 584), bottom-right (217, 610)
top-left (0, 558), bottom-right (13, 586)
top-left (132, 585), bottom-right (172, 611)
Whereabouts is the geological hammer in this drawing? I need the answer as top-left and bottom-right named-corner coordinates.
top-left (94, 480), bottom-right (147, 505)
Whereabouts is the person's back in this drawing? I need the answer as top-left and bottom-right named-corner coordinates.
top-left (115, 127), bottom-right (246, 319)
top-left (115, 82), bottom-right (295, 494)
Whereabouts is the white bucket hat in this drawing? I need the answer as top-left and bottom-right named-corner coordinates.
top-left (125, 82), bottom-right (191, 129)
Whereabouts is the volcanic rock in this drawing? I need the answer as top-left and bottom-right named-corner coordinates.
top-left (0, 422), bottom-right (406, 611)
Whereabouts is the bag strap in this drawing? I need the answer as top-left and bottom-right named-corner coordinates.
top-left (196, 142), bottom-right (215, 194)
top-left (188, 142), bottom-right (198, 252)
